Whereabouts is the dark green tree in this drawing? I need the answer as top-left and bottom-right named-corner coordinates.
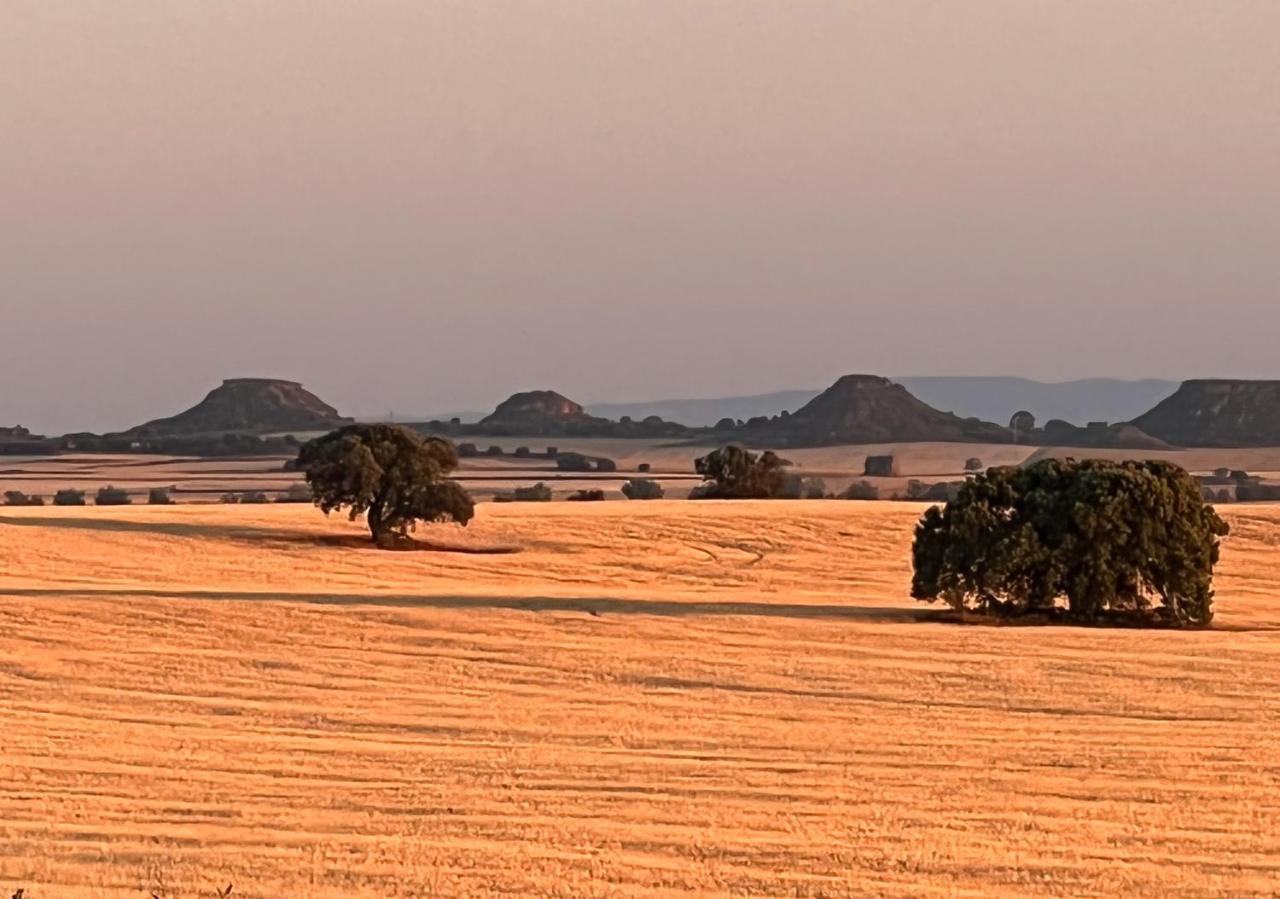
top-left (95, 485), bottom-right (132, 505)
top-left (911, 459), bottom-right (1229, 627)
top-left (297, 424), bottom-right (474, 545)
top-left (622, 478), bottom-right (664, 500)
top-left (692, 445), bottom-right (789, 499)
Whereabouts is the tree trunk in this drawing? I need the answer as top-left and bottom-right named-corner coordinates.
top-left (367, 498), bottom-right (386, 543)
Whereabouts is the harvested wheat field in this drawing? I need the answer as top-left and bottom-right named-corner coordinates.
top-left (2, 501), bottom-right (1280, 898)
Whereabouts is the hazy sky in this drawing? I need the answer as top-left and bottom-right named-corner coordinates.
top-left (4, 2), bottom-right (1279, 434)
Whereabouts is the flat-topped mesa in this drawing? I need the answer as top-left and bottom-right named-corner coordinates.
top-left (476, 390), bottom-right (613, 436)
top-left (127, 378), bottom-right (352, 436)
top-left (1129, 379), bottom-right (1280, 447)
top-left (747, 374), bottom-right (1013, 446)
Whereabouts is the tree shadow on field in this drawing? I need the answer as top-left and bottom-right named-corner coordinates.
top-left (0, 515), bottom-right (517, 554)
top-left (0, 586), bottom-right (924, 622)
top-left (0, 514), bottom-right (312, 542)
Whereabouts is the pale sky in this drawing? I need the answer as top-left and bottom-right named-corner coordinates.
top-left (3, 1), bottom-right (1279, 434)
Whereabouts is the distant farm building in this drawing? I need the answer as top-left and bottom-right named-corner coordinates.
top-left (864, 455), bottom-right (898, 477)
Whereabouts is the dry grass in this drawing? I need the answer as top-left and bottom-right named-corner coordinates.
top-left (2, 501), bottom-right (1280, 897)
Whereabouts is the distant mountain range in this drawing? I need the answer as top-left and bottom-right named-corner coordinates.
top-left (580, 378), bottom-right (1179, 429)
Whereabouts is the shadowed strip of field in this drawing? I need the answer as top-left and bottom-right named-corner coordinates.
top-left (0, 586), bottom-right (923, 622)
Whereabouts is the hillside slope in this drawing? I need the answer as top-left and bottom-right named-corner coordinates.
top-left (1130, 380), bottom-right (1280, 447)
top-left (749, 374), bottom-right (1012, 446)
top-left (128, 378), bottom-right (351, 435)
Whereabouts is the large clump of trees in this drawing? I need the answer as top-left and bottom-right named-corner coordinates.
top-left (296, 424), bottom-right (474, 546)
top-left (691, 445), bottom-right (789, 499)
top-left (911, 459), bottom-right (1230, 627)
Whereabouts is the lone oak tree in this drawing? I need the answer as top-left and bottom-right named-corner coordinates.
top-left (297, 424), bottom-right (474, 545)
top-left (912, 459), bottom-right (1229, 627)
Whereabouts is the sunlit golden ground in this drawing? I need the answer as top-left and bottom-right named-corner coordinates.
top-left (2, 501), bottom-right (1280, 897)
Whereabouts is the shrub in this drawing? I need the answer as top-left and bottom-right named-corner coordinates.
top-left (276, 483), bottom-right (313, 503)
top-left (780, 474), bottom-right (827, 499)
top-left (964, 457), bottom-right (984, 472)
top-left (567, 489), bottom-right (607, 502)
top-left (53, 489), bottom-right (86, 506)
top-left (495, 482), bottom-right (553, 503)
top-left (220, 492), bottom-right (241, 504)
top-left (3, 490), bottom-right (44, 506)
top-left (514, 446), bottom-right (532, 458)
top-left (637, 462), bottom-right (651, 473)
top-left (593, 457), bottom-right (618, 473)
top-left (486, 445), bottom-right (504, 457)
top-left (95, 485), bottom-right (132, 505)
top-left (905, 480), bottom-right (962, 502)
top-left (692, 445), bottom-right (789, 499)
top-left (240, 491), bottom-right (270, 504)
top-left (148, 487), bottom-right (175, 505)
top-left (841, 480), bottom-right (879, 500)
top-left (545, 446), bottom-right (558, 458)
top-left (457, 443), bottom-right (479, 458)
top-left (622, 478), bottom-right (665, 500)
top-left (802, 477), bottom-right (828, 499)
top-left (912, 459), bottom-right (1229, 627)
top-left (556, 453), bottom-right (594, 472)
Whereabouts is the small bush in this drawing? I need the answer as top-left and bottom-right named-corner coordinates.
top-left (486, 445), bottom-right (504, 457)
top-left (546, 446), bottom-right (559, 457)
top-left (276, 483), bottom-right (313, 503)
top-left (240, 491), bottom-right (270, 504)
top-left (3, 490), bottom-right (44, 506)
top-left (637, 462), bottom-right (651, 473)
top-left (495, 482), bottom-right (553, 503)
top-left (567, 489), bottom-right (607, 502)
top-left (803, 477), bottom-right (828, 499)
top-left (220, 492), bottom-right (241, 504)
top-left (53, 488), bottom-right (86, 506)
top-left (148, 487), bottom-right (175, 505)
top-left (95, 485), bottom-right (132, 505)
top-left (964, 457), bottom-right (984, 472)
top-left (622, 478), bottom-right (664, 500)
top-left (514, 446), bottom-right (532, 458)
top-left (556, 453), bottom-right (594, 472)
top-left (841, 480), bottom-right (879, 500)
top-left (458, 443), bottom-right (479, 458)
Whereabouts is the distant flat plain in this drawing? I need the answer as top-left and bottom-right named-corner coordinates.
top-left (7, 438), bottom-right (1280, 502)
top-left (2, 498), bottom-right (1279, 897)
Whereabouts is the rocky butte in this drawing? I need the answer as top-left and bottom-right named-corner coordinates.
top-left (1129, 380), bottom-right (1280, 447)
top-left (127, 378), bottom-right (352, 436)
top-left (745, 374), bottom-right (1014, 446)
top-left (473, 390), bottom-right (614, 436)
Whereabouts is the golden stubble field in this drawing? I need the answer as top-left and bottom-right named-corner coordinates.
top-left (2, 501), bottom-right (1280, 898)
